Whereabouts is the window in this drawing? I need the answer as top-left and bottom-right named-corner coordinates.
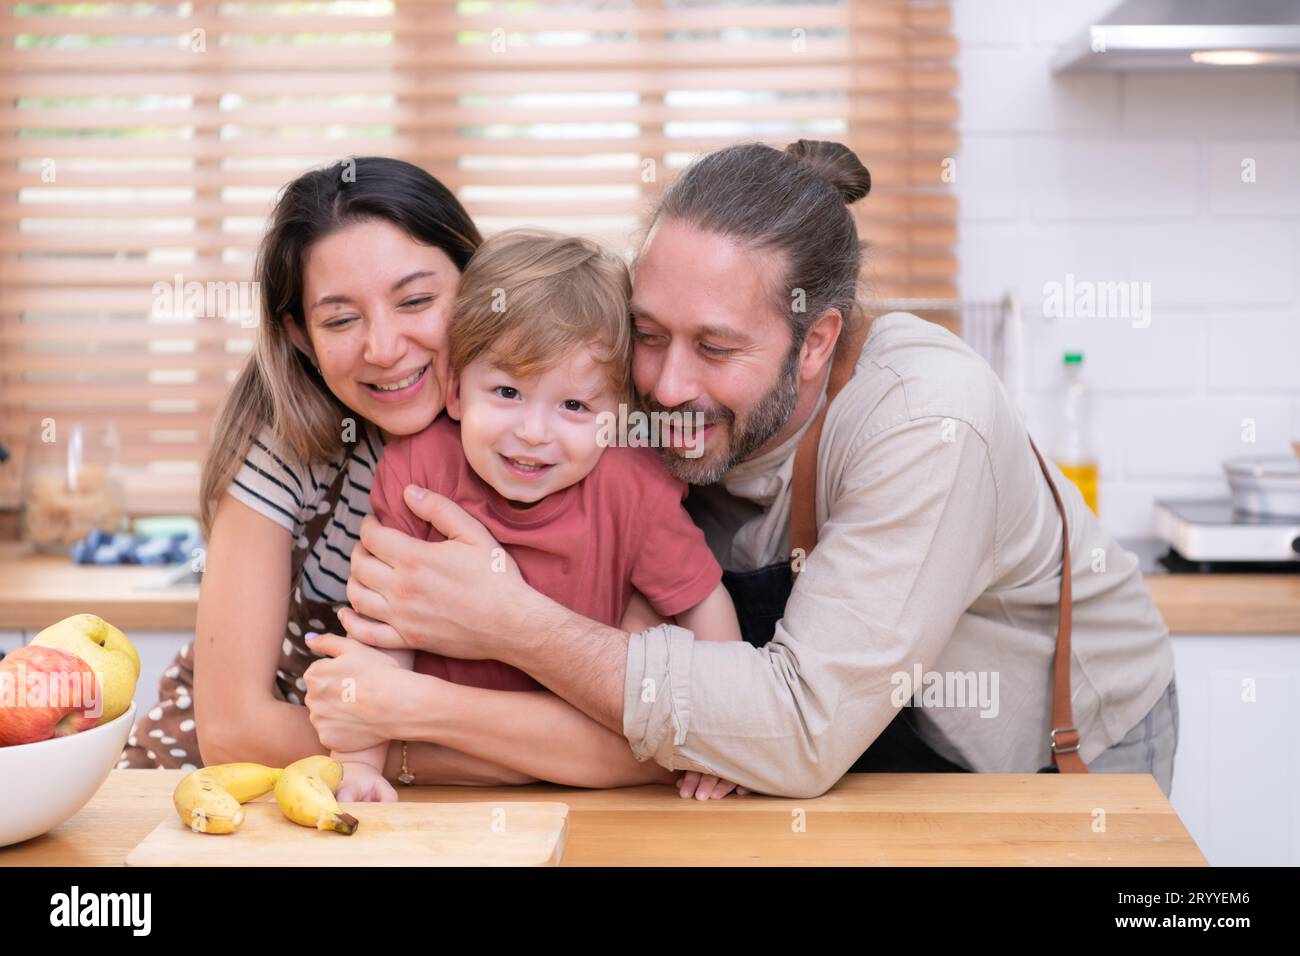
top-left (0, 0), bottom-right (956, 515)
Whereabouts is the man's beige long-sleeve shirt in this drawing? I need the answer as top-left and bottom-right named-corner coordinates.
top-left (622, 312), bottom-right (1174, 797)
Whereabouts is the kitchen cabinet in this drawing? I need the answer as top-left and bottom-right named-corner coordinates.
top-left (1169, 633), bottom-right (1300, 867)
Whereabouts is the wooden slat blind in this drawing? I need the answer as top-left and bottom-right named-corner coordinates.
top-left (0, 0), bottom-right (956, 517)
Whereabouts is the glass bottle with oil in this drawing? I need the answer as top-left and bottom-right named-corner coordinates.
top-left (1054, 352), bottom-right (1099, 514)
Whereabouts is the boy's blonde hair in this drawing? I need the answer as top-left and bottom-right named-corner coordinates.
top-left (450, 228), bottom-right (633, 401)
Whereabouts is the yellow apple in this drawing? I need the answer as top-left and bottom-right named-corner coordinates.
top-left (30, 614), bottom-right (140, 726)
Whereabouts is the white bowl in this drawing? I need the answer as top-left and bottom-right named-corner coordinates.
top-left (0, 701), bottom-right (136, 848)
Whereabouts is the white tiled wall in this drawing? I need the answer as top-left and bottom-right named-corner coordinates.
top-left (954, 0), bottom-right (1300, 537)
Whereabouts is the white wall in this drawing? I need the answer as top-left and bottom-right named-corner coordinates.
top-left (954, 0), bottom-right (1300, 537)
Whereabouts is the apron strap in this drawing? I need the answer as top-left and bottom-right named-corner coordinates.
top-left (787, 317), bottom-right (1088, 774)
top-left (789, 315), bottom-right (869, 562)
top-left (289, 442), bottom-right (355, 587)
top-left (1028, 437), bottom-right (1087, 773)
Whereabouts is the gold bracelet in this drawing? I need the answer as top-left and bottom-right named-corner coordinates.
top-left (398, 741), bottom-right (415, 786)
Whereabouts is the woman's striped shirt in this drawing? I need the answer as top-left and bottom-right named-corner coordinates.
top-left (226, 420), bottom-right (387, 605)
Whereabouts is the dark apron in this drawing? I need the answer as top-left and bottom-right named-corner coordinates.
top-left (720, 561), bottom-right (969, 773)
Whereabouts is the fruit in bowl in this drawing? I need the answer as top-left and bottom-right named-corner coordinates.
top-left (0, 645), bottom-right (101, 746)
top-left (30, 613), bottom-right (140, 725)
top-left (0, 613), bottom-right (142, 848)
top-left (0, 701), bottom-right (137, 848)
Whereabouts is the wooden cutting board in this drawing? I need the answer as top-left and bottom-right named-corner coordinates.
top-left (126, 800), bottom-right (568, 866)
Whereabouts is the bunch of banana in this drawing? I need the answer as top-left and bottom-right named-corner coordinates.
top-left (273, 755), bottom-right (359, 835)
top-left (172, 756), bottom-right (359, 836)
top-left (172, 762), bottom-right (281, 834)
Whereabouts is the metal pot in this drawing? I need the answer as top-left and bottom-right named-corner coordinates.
top-left (1223, 454), bottom-right (1300, 518)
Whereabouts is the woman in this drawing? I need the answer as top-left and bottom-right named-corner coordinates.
top-left (120, 157), bottom-right (677, 790)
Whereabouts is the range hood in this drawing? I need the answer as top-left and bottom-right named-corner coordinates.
top-left (1053, 0), bottom-right (1300, 72)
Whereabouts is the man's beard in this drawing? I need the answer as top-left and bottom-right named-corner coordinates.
top-left (645, 342), bottom-right (801, 486)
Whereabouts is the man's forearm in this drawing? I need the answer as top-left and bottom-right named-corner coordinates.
top-left (492, 592), bottom-right (629, 735)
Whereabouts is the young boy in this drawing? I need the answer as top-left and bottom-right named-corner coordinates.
top-left (332, 228), bottom-right (742, 800)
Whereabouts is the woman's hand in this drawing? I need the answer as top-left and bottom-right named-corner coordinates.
top-left (341, 486), bottom-right (543, 660)
top-left (301, 632), bottom-right (405, 753)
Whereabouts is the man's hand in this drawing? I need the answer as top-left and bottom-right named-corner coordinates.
top-left (342, 485), bottom-right (538, 660)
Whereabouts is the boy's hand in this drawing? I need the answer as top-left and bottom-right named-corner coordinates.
top-left (336, 760), bottom-right (400, 803)
top-left (676, 771), bottom-right (750, 800)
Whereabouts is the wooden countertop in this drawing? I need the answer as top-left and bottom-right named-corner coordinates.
top-left (0, 542), bottom-right (198, 631)
top-left (2, 540), bottom-right (1297, 634)
top-left (0, 769), bottom-right (1206, 866)
top-left (1145, 574), bottom-right (1300, 633)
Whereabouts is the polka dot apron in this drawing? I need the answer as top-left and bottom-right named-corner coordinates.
top-left (119, 452), bottom-right (352, 770)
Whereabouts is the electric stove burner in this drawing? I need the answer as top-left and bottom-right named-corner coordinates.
top-left (1154, 498), bottom-right (1300, 566)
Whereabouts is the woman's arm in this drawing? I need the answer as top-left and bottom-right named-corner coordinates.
top-left (194, 493), bottom-right (534, 786)
top-left (380, 669), bottom-right (674, 789)
top-left (309, 591), bottom-right (673, 789)
top-left (400, 595), bottom-right (676, 790)
top-left (193, 492), bottom-right (328, 767)
top-left (368, 595), bottom-right (677, 789)
top-left (381, 739), bottom-right (538, 787)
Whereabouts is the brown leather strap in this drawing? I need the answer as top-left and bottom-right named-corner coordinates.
top-left (288, 441), bottom-right (353, 586)
top-left (1028, 437), bottom-right (1088, 773)
top-left (788, 321), bottom-right (1087, 773)
top-left (789, 318), bottom-right (869, 563)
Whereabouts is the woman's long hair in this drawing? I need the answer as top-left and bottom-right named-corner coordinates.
top-left (198, 157), bottom-right (482, 538)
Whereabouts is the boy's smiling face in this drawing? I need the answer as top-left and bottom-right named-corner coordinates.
top-left (447, 345), bottom-right (620, 506)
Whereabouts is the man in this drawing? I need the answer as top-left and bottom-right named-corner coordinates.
top-left (340, 141), bottom-right (1178, 798)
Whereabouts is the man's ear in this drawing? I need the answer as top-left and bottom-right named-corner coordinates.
top-left (445, 371), bottom-right (463, 421)
top-left (284, 315), bottom-right (319, 369)
top-left (799, 306), bottom-right (843, 383)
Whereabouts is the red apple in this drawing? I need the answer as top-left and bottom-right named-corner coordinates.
top-left (0, 645), bottom-right (101, 747)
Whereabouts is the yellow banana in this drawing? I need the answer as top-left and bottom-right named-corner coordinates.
top-left (273, 755), bottom-right (359, 835)
top-left (173, 762), bottom-right (282, 834)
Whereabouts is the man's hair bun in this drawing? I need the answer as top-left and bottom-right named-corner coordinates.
top-left (783, 139), bottom-right (871, 205)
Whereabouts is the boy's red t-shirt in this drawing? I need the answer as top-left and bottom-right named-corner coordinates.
top-left (370, 415), bottom-right (722, 692)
